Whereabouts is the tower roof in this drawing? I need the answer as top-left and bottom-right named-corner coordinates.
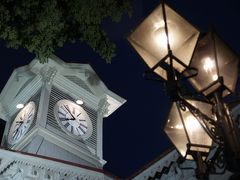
top-left (0, 55), bottom-right (126, 121)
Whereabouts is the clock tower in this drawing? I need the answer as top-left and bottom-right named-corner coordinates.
top-left (0, 55), bottom-right (125, 172)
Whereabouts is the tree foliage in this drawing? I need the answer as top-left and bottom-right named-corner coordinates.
top-left (0, 0), bottom-right (132, 63)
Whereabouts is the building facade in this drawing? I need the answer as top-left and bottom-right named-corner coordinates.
top-left (0, 56), bottom-right (125, 179)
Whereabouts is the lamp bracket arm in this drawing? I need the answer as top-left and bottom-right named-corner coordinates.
top-left (149, 54), bottom-right (169, 73)
top-left (181, 67), bottom-right (198, 80)
top-left (171, 55), bottom-right (188, 69)
top-left (180, 99), bottom-right (215, 124)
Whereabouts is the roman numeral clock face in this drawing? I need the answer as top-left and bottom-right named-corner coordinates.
top-left (54, 100), bottom-right (92, 140)
top-left (8, 101), bottom-right (36, 145)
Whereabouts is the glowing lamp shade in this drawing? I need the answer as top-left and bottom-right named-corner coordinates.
top-left (164, 100), bottom-right (213, 160)
top-left (128, 4), bottom-right (200, 79)
top-left (187, 32), bottom-right (239, 96)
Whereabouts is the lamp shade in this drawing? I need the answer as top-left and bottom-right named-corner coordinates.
top-left (164, 99), bottom-right (213, 160)
top-left (187, 32), bottom-right (239, 96)
top-left (128, 4), bottom-right (200, 80)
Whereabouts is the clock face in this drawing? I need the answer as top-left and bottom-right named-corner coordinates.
top-left (8, 101), bottom-right (36, 145)
top-left (54, 99), bottom-right (92, 139)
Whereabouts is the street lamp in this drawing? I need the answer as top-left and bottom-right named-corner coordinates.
top-left (164, 99), bottom-right (214, 160)
top-left (128, 1), bottom-right (240, 179)
top-left (128, 3), bottom-right (199, 80)
top-left (164, 99), bottom-right (215, 179)
top-left (187, 31), bottom-right (239, 97)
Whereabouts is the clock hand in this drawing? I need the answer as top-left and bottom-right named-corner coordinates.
top-left (60, 118), bottom-right (75, 121)
top-left (16, 121), bottom-right (24, 124)
top-left (63, 105), bottom-right (75, 120)
top-left (13, 126), bottom-right (22, 139)
top-left (65, 118), bottom-right (75, 121)
top-left (15, 121), bottom-right (24, 129)
top-left (14, 128), bottom-right (23, 140)
top-left (12, 128), bottom-right (18, 136)
top-left (12, 130), bottom-right (18, 139)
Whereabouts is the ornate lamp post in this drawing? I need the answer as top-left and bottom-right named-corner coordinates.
top-left (187, 31), bottom-right (240, 172)
top-left (128, 1), bottom-right (240, 179)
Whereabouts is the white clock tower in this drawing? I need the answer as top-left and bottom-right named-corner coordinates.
top-left (0, 55), bottom-right (125, 179)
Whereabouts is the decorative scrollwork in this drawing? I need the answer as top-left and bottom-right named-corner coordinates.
top-left (177, 98), bottom-right (223, 145)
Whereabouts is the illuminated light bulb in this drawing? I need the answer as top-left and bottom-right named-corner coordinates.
top-left (153, 20), bottom-right (175, 49)
top-left (16, 103), bottom-right (24, 109)
top-left (203, 57), bottom-right (215, 72)
top-left (154, 29), bottom-right (168, 48)
top-left (185, 115), bottom-right (201, 134)
top-left (175, 124), bottom-right (183, 129)
top-left (76, 99), bottom-right (84, 105)
top-left (212, 74), bottom-right (218, 81)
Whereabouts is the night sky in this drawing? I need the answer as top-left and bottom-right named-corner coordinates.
top-left (0, 0), bottom-right (240, 179)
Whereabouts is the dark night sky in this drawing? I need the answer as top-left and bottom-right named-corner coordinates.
top-left (0, 0), bottom-right (240, 179)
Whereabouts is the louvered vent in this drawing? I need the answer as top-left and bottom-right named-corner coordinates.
top-left (64, 76), bottom-right (93, 94)
top-left (14, 77), bottom-right (34, 98)
top-left (46, 86), bottom-right (97, 151)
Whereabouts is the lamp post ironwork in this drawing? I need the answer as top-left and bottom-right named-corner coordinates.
top-left (187, 31), bottom-right (240, 173)
top-left (164, 99), bottom-right (214, 179)
top-left (128, 1), bottom-right (240, 179)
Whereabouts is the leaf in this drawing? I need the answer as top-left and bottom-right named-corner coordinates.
top-left (0, 0), bottom-right (133, 63)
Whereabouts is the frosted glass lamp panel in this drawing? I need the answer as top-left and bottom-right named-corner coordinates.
top-left (164, 102), bottom-right (189, 158)
top-left (165, 100), bottom-right (213, 159)
top-left (129, 40), bottom-right (168, 79)
top-left (214, 34), bottom-right (239, 96)
top-left (188, 34), bottom-right (219, 95)
top-left (181, 111), bottom-right (212, 152)
top-left (186, 99), bottom-right (213, 147)
top-left (128, 4), bottom-right (199, 80)
top-left (188, 33), bottom-right (239, 96)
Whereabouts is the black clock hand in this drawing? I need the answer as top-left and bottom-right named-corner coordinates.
top-left (16, 121), bottom-right (24, 124)
top-left (15, 121), bottom-right (24, 130)
top-left (12, 129), bottom-right (18, 139)
top-left (14, 128), bottom-right (23, 140)
top-left (60, 118), bottom-right (75, 121)
top-left (63, 105), bottom-right (75, 120)
top-left (66, 118), bottom-right (75, 121)
top-left (12, 125), bottom-right (22, 139)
